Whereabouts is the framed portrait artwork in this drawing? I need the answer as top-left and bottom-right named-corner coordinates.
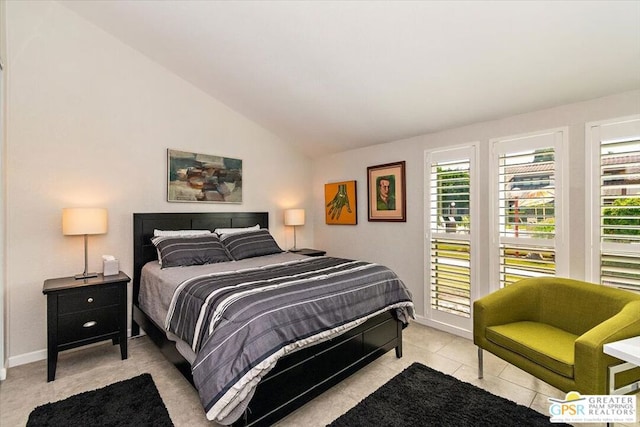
top-left (324, 180), bottom-right (357, 225)
top-left (167, 149), bottom-right (243, 203)
top-left (367, 161), bottom-right (406, 222)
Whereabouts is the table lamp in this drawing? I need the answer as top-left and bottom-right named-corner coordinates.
top-left (284, 209), bottom-right (305, 252)
top-left (62, 208), bottom-right (108, 279)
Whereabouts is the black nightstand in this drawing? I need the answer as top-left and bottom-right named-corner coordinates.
top-left (42, 271), bottom-right (130, 381)
top-left (291, 248), bottom-right (326, 257)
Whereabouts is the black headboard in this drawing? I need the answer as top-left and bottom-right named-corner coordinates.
top-left (132, 212), bottom-right (269, 304)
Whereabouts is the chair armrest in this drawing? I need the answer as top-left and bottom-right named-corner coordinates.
top-left (575, 301), bottom-right (640, 395)
top-left (473, 282), bottom-right (539, 346)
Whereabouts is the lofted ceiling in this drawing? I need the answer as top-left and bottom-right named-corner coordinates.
top-left (59, 0), bottom-right (640, 158)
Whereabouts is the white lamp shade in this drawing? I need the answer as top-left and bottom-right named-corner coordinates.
top-left (62, 208), bottom-right (108, 235)
top-left (284, 209), bottom-right (305, 226)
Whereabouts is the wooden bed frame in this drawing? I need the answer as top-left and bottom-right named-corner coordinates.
top-left (132, 212), bottom-right (404, 426)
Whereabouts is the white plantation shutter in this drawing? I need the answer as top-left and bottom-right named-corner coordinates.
top-left (425, 146), bottom-right (477, 332)
top-left (492, 130), bottom-right (567, 289)
top-left (601, 253), bottom-right (640, 290)
top-left (430, 239), bottom-right (471, 316)
top-left (588, 117), bottom-right (640, 291)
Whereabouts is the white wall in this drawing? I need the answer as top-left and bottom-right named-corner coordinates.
top-left (312, 90), bottom-right (640, 327)
top-left (0, 0), bottom-right (6, 380)
top-left (5, 0), bottom-right (312, 366)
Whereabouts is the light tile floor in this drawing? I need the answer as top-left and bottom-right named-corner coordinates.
top-left (0, 322), bottom-right (637, 426)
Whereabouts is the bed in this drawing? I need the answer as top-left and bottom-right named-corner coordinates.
top-left (132, 212), bottom-right (413, 426)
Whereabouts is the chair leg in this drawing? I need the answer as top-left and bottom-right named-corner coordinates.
top-left (478, 347), bottom-right (484, 379)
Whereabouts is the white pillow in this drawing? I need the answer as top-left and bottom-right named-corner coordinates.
top-left (153, 229), bottom-right (212, 237)
top-left (214, 224), bottom-right (260, 236)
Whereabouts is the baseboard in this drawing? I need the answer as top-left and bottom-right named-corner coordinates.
top-left (0, 366), bottom-right (6, 381)
top-left (8, 327), bottom-right (141, 369)
top-left (413, 315), bottom-right (473, 340)
top-left (8, 348), bottom-right (46, 368)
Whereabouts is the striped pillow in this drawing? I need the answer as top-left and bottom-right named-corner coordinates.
top-left (220, 229), bottom-right (283, 260)
top-left (151, 234), bottom-right (231, 268)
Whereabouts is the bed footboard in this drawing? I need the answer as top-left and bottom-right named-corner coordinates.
top-left (132, 306), bottom-right (402, 426)
top-left (234, 310), bottom-right (403, 427)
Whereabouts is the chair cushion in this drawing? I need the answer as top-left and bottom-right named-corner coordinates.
top-left (486, 321), bottom-right (577, 378)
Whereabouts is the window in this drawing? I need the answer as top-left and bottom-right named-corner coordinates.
top-left (491, 129), bottom-right (568, 289)
top-left (425, 145), bottom-right (477, 333)
top-left (587, 116), bottom-right (640, 291)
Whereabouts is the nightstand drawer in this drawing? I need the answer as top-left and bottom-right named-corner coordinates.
top-left (57, 307), bottom-right (119, 344)
top-left (57, 285), bottom-right (120, 315)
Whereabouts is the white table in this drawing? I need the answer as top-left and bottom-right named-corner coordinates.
top-left (603, 336), bottom-right (640, 395)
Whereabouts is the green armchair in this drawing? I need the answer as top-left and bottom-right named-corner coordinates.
top-left (473, 277), bottom-right (640, 395)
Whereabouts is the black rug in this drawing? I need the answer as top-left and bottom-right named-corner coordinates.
top-left (328, 363), bottom-right (570, 427)
top-left (27, 373), bottom-right (173, 427)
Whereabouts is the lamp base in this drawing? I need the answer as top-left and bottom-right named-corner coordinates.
top-left (289, 248), bottom-right (301, 252)
top-left (74, 272), bottom-right (98, 280)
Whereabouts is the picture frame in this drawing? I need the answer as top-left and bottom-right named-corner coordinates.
top-left (367, 161), bottom-right (406, 222)
top-left (324, 180), bottom-right (357, 225)
top-left (167, 149), bottom-right (242, 203)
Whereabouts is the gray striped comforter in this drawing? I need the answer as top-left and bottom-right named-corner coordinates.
top-left (165, 256), bottom-right (414, 424)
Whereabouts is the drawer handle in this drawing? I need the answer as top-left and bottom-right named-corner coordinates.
top-left (83, 321), bottom-right (97, 328)
top-left (87, 297), bottom-right (94, 303)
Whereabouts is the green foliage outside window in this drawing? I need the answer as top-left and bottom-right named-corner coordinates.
top-left (602, 197), bottom-right (640, 235)
top-left (437, 168), bottom-right (470, 214)
top-left (533, 148), bottom-right (554, 163)
top-left (531, 217), bottom-right (555, 237)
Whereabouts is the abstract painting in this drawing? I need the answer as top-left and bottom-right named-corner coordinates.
top-left (167, 149), bottom-right (242, 203)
